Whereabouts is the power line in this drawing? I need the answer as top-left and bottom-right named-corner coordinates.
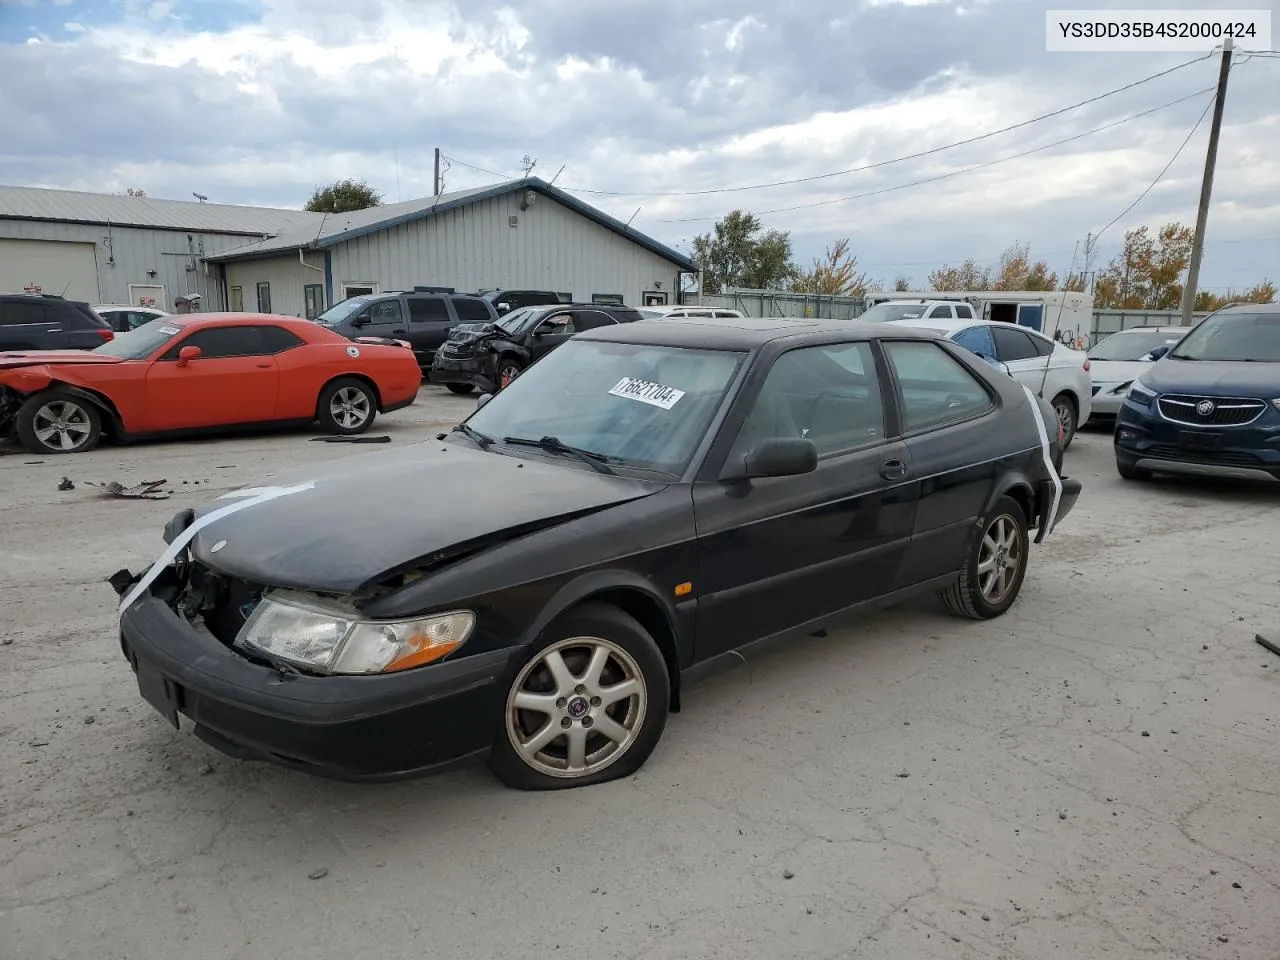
top-left (651, 87), bottom-right (1215, 224)
top-left (1092, 96), bottom-right (1215, 245)
top-left (552, 53), bottom-right (1215, 198)
top-left (443, 154), bottom-right (512, 180)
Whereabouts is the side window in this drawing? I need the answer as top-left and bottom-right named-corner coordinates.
top-left (733, 343), bottom-right (885, 459)
top-left (991, 326), bottom-right (1039, 362)
top-left (1028, 332), bottom-right (1054, 357)
top-left (370, 300), bottom-right (403, 325)
top-left (452, 297), bottom-right (493, 323)
top-left (926, 304), bottom-right (953, 319)
top-left (576, 310), bottom-right (619, 330)
top-left (256, 282), bottom-right (271, 313)
top-left (714, 310), bottom-right (739, 319)
top-left (408, 297), bottom-right (449, 323)
top-left (1, 301), bottom-right (49, 325)
top-left (884, 341), bottom-right (993, 433)
top-left (951, 325), bottom-right (997, 361)
top-left (160, 325), bottom-right (267, 360)
top-left (955, 304), bottom-right (974, 319)
top-left (256, 325), bottom-right (307, 354)
top-left (538, 312), bottom-right (577, 334)
top-left (128, 312), bottom-right (155, 330)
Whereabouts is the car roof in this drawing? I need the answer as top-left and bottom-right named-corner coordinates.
top-left (1103, 325), bottom-right (1185, 334)
top-left (575, 315), bottom-right (941, 350)
top-left (884, 317), bottom-right (1051, 339)
top-left (1220, 302), bottom-right (1280, 314)
top-left (94, 304), bottom-right (165, 310)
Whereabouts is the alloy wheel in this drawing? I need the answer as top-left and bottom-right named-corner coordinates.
top-left (499, 364), bottom-right (520, 388)
top-left (33, 401), bottom-right (93, 452)
top-left (977, 514), bottom-right (1022, 605)
top-left (329, 386), bottom-right (371, 429)
top-left (506, 636), bottom-right (647, 779)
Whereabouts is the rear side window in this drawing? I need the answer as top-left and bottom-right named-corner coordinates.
top-left (576, 310), bottom-right (620, 331)
top-left (992, 326), bottom-right (1039, 362)
top-left (1027, 332), bottom-right (1054, 357)
top-left (257, 325), bottom-right (307, 353)
top-left (952, 325), bottom-right (997, 360)
top-left (884, 340), bottom-right (994, 433)
top-left (408, 297), bottom-right (450, 322)
top-left (955, 304), bottom-right (974, 319)
top-left (611, 308), bottom-right (645, 324)
top-left (0, 301), bottom-right (50, 326)
top-left (452, 297), bottom-right (493, 322)
top-left (926, 304), bottom-right (953, 319)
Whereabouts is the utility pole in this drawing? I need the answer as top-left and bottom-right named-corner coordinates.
top-left (433, 148), bottom-right (441, 197)
top-left (1180, 38), bottom-right (1233, 325)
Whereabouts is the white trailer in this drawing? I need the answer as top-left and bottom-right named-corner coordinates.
top-left (864, 290), bottom-right (1093, 346)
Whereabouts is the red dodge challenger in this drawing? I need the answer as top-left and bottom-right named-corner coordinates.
top-left (0, 313), bottom-right (422, 454)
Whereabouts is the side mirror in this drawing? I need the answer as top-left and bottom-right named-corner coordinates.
top-left (497, 302), bottom-right (511, 314)
top-left (176, 345), bottom-right (202, 366)
top-left (351, 313), bottom-right (370, 327)
top-left (1147, 345), bottom-right (1170, 361)
top-left (724, 437), bottom-right (818, 481)
top-left (476, 393), bottom-right (492, 410)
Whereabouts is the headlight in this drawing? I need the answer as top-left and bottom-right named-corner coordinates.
top-left (235, 589), bottom-right (475, 675)
top-left (1127, 380), bottom-right (1156, 405)
top-left (1272, 398), bottom-right (1280, 411)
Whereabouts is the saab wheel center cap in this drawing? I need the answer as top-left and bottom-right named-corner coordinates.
top-left (567, 696), bottom-right (590, 719)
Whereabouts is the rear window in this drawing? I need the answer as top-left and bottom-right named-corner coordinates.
top-left (452, 297), bottom-right (493, 323)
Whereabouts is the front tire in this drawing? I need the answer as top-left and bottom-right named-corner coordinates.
top-left (445, 383), bottom-right (475, 395)
top-left (495, 357), bottom-right (524, 390)
top-left (489, 603), bottom-right (670, 790)
top-left (940, 495), bottom-right (1030, 620)
top-left (316, 377), bottom-right (377, 435)
top-left (16, 390), bottom-right (103, 454)
top-left (1052, 393), bottom-right (1078, 449)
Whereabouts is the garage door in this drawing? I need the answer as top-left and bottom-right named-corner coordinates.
top-left (0, 238), bottom-right (100, 303)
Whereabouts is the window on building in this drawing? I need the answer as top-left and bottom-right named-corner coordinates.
top-left (592, 294), bottom-right (624, 305)
top-left (256, 282), bottom-right (271, 313)
top-left (556, 292), bottom-right (573, 303)
top-left (342, 283), bottom-right (376, 299)
top-left (883, 340), bottom-right (993, 433)
top-left (229, 286), bottom-right (244, 312)
top-left (303, 284), bottom-right (324, 320)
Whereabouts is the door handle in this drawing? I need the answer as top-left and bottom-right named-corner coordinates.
top-left (255, 362), bottom-right (271, 368)
top-left (879, 458), bottom-right (907, 481)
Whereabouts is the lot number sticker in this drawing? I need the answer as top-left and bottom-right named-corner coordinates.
top-left (609, 377), bottom-right (685, 409)
top-left (158, 326), bottom-right (181, 336)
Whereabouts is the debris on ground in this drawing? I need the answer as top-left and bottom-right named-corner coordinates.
top-left (1256, 634), bottom-right (1280, 659)
top-left (82, 715), bottom-right (95, 725)
top-left (86, 479), bottom-right (169, 500)
top-left (57, 477), bottom-right (74, 491)
top-left (310, 435), bottom-right (392, 444)
top-left (782, 869), bottom-right (795, 879)
top-left (308, 868), bottom-right (329, 880)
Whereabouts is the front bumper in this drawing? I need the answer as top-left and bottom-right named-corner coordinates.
top-left (1114, 397), bottom-right (1280, 482)
top-left (119, 590), bottom-right (515, 781)
top-left (1089, 382), bottom-right (1132, 417)
top-left (429, 355), bottom-right (495, 392)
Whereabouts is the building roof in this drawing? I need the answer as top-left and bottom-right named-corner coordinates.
top-left (204, 178), bottom-right (696, 271)
top-left (0, 184), bottom-right (323, 236)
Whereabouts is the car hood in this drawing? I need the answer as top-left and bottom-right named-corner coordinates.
top-left (0, 351), bottom-right (122, 370)
top-left (1140, 357), bottom-right (1280, 397)
top-left (188, 440), bottom-right (667, 594)
top-left (1088, 359), bottom-right (1150, 384)
top-left (446, 322), bottom-right (506, 346)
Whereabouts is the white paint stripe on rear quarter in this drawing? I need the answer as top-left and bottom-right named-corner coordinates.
top-left (1021, 384), bottom-right (1063, 537)
top-left (118, 483), bottom-right (315, 615)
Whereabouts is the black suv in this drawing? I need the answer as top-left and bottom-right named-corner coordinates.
top-left (312, 290), bottom-right (499, 370)
top-left (0, 294), bottom-right (114, 352)
top-left (430, 302), bottom-right (644, 394)
top-left (478, 289), bottom-right (563, 315)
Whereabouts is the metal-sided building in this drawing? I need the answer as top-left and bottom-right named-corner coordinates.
top-left (0, 186), bottom-right (319, 311)
top-left (204, 178), bottom-right (694, 318)
top-left (0, 178), bottom-right (695, 316)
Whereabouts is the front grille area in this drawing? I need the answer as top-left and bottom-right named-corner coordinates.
top-left (439, 343), bottom-right (478, 360)
top-left (1157, 394), bottom-right (1267, 426)
top-left (1144, 444), bottom-right (1263, 467)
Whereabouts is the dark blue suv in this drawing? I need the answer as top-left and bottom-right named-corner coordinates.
top-left (1114, 303), bottom-right (1280, 482)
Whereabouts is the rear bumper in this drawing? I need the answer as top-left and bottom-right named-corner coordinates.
top-left (118, 589), bottom-right (514, 781)
top-left (1035, 475), bottom-right (1082, 543)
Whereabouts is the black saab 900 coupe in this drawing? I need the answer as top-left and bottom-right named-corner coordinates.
top-left (115, 317), bottom-right (1081, 790)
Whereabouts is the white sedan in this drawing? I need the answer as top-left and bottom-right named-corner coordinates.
top-left (886, 317), bottom-right (1092, 447)
top-left (1086, 326), bottom-right (1185, 417)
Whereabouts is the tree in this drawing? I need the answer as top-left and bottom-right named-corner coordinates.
top-left (691, 210), bottom-right (797, 294)
top-left (1093, 222), bottom-right (1193, 309)
top-left (1194, 281), bottom-right (1276, 311)
top-left (929, 258), bottom-right (991, 292)
top-left (305, 178), bottom-right (383, 214)
top-left (992, 242), bottom-right (1057, 291)
top-left (791, 238), bottom-right (873, 296)
top-left (125, 187), bottom-right (146, 197)
top-left (893, 276), bottom-right (912, 292)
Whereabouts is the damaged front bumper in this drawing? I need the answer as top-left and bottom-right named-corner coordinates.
top-left (428, 355), bottom-right (496, 392)
top-left (115, 573), bottom-right (514, 781)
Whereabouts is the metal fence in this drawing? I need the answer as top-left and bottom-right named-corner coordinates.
top-left (1090, 309), bottom-right (1209, 344)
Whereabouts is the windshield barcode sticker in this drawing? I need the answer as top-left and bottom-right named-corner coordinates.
top-left (609, 377), bottom-right (685, 409)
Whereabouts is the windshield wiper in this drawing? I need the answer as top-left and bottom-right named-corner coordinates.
top-left (1169, 353), bottom-right (1199, 360)
top-left (451, 423), bottom-right (493, 449)
top-left (501, 435), bottom-right (617, 475)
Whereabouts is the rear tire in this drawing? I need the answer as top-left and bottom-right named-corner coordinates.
top-left (445, 383), bottom-right (475, 395)
top-left (1052, 393), bottom-right (1078, 449)
top-left (489, 603), bottom-right (670, 790)
top-left (16, 390), bottom-right (103, 455)
top-left (316, 377), bottom-right (377, 435)
top-left (940, 495), bottom-right (1029, 620)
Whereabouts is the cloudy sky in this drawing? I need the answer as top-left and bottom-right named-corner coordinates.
top-left (1, 0), bottom-right (1278, 292)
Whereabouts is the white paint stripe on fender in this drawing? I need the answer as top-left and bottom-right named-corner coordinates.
top-left (118, 482), bottom-right (315, 615)
top-left (1022, 384), bottom-right (1063, 538)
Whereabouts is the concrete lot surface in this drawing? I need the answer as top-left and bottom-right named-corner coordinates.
top-left (2, 392), bottom-right (1278, 960)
